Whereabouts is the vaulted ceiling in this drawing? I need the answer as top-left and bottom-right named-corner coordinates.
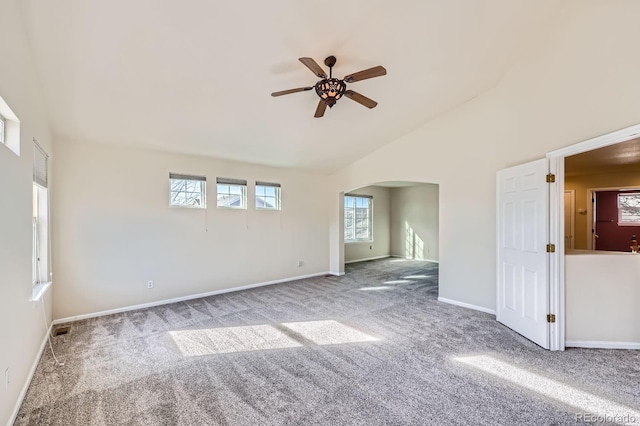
top-left (20, 1), bottom-right (561, 172)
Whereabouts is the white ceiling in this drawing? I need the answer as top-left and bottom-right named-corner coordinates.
top-left (20, 1), bottom-right (561, 172)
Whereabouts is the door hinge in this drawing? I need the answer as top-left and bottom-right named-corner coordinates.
top-left (546, 244), bottom-right (556, 253)
top-left (547, 314), bottom-right (556, 323)
top-left (546, 173), bottom-right (556, 183)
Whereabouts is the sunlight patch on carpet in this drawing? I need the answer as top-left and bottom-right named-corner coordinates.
top-left (453, 355), bottom-right (640, 425)
top-left (360, 286), bottom-right (393, 291)
top-left (169, 320), bottom-right (378, 357)
top-left (281, 320), bottom-right (378, 346)
top-left (169, 325), bottom-right (301, 356)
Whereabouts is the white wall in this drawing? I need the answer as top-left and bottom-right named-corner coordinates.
top-left (52, 138), bottom-right (330, 320)
top-left (390, 185), bottom-right (439, 262)
top-left (0, 1), bottom-right (54, 424)
top-left (329, 1), bottom-right (640, 310)
top-left (565, 252), bottom-right (640, 346)
top-left (344, 185), bottom-right (390, 263)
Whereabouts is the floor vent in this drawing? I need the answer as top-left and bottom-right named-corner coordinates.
top-left (53, 326), bottom-right (71, 336)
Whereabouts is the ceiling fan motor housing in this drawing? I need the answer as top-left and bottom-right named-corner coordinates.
top-left (315, 78), bottom-right (346, 107)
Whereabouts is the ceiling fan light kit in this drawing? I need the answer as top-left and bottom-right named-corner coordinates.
top-left (271, 55), bottom-right (386, 118)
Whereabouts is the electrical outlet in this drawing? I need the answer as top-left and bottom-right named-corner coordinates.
top-left (147, 280), bottom-right (154, 289)
top-left (370, 245), bottom-right (373, 250)
top-left (5, 368), bottom-right (9, 389)
top-left (297, 260), bottom-right (303, 267)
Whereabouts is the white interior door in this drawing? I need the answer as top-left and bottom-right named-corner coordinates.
top-left (496, 158), bottom-right (550, 349)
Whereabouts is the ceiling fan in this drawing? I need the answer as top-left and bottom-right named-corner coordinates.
top-left (271, 56), bottom-right (387, 118)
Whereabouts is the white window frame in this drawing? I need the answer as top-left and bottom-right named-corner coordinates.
top-left (32, 183), bottom-right (49, 285)
top-left (0, 113), bottom-right (5, 146)
top-left (344, 194), bottom-right (373, 243)
top-left (255, 181), bottom-right (281, 210)
top-left (32, 141), bottom-right (51, 300)
top-left (217, 177), bottom-right (247, 209)
top-left (0, 96), bottom-right (20, 155)
top-left (617, 192), bottom-right (640, 226)
top-left (169, 173), bottom-right (207, 208)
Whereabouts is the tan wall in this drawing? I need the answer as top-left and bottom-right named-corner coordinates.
top-left (329, 1), bottom-right (640, 310)
top-left (52, 138), bottom-right (330, 320)
top-left (390, 185), bottom-right (439, 261)
top-left (565, 171), bottom-right (640, 249)
top-left (0, 1), bottom-right (54, 423)
top-left (344, 186), bottom-right (391, 263)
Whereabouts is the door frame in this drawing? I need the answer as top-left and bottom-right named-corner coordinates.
top-left (546, 123), bottom-right (640, 351)
top-left (564, 190), bottom-right (575, 249)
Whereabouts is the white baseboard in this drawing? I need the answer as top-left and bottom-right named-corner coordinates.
top-left (330, 271), bottom-right (346, 276)
top-left (9, 323), bottom-right (52, 426)
top-left (52, 271), bottom-right (331, 325)
top-left (565, 340), bottom-right (640, 350)
top-left (390, 255), bottom-right (439, 263)
top-left (437, 297), bottom-right (496, 315)
top-left (345, 255), bottom-right (390, 264)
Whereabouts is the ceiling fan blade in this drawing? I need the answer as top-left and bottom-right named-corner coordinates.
top-left (344, 90), bottom-right (378, 109)
top-left (343, 66), bottom-right (387, 83)
top-left (314, 100), bottom-right (327, 118)
top-left (271, 87), bottom-right (313, 97)
top-left (299, 57), bottom-right (328, 78)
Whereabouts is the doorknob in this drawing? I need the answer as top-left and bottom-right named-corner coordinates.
top-left (594, 234), bottom-right (599, 238)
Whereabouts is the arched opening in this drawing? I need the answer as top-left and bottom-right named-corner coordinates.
top-left (332, 180), bottom-right (440, 294)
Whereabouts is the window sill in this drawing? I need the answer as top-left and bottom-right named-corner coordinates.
top-left (31, 281), bottom-right (52, 302)
top-left (345, 240), bottom-right (374, 245)
top-left (169, 205), bottom-right (206, 209)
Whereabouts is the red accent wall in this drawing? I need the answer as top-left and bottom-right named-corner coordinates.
top-left (595, 191), bottom-right (640, 251)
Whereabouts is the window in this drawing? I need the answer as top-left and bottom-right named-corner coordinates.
top-left (217, 177), bottom-right (247, 209)
top-left (169, 173), bottom-right (206, 208)
top-left (0, 96), bottom-right (20, 155)
top-left (344, 194), bottom-right (373, 242)
top-left (0, 113), bottom-right (5, 146)
top-left (33, 142), bottom-right (50, 286)
top-left (618, 192), bottom-right (640, 225)
top-left (255, 181), bottom-right (281, 210)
